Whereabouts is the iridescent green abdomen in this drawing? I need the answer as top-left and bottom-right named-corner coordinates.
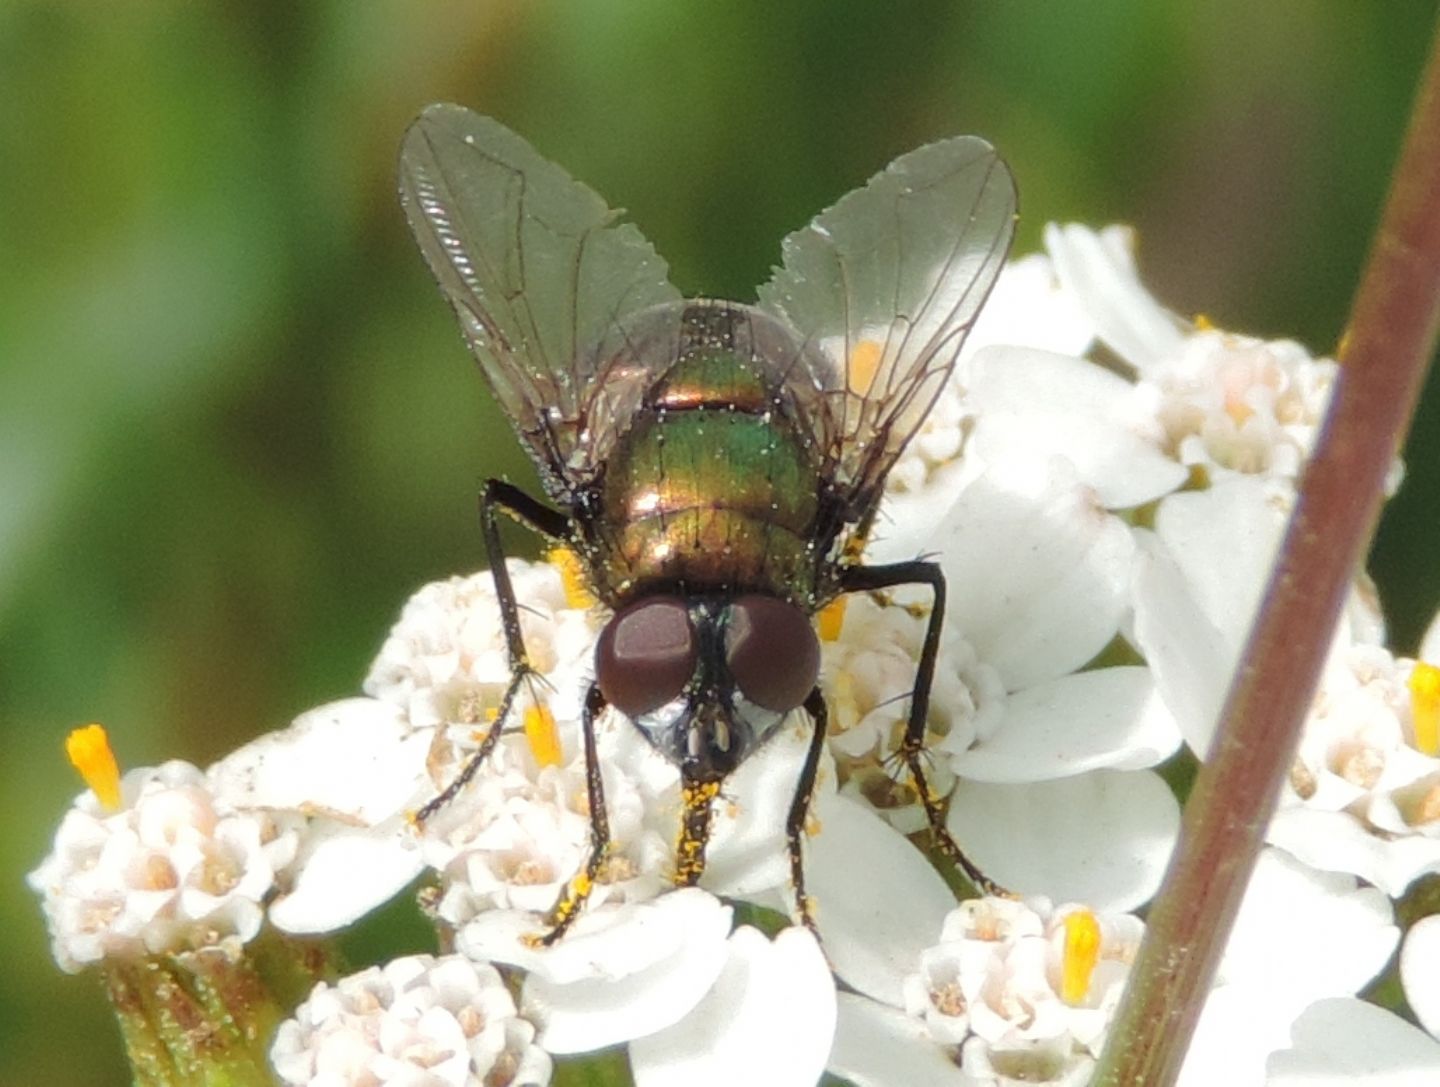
top-left (598, 343), bottom-right (823, 602)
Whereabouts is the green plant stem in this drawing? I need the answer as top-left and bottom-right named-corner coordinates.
top-left (1095, 16), bottom-right (1440, 1087)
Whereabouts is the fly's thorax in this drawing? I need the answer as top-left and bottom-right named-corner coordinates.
top-left (594, 593), bottom-right (822, 782)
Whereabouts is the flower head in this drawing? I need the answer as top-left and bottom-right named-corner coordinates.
top-left (271, 954), bottom-right (551, 1087)
top-left (832, 894), bottom-right (1144, 1087)
top-left (28, 753), bottom-right (297, 972)
top-left (1270, 633), bottom-right (1440, 896)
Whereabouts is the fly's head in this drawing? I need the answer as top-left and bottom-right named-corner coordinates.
top-left (594, 593), bottom-right (821, 782)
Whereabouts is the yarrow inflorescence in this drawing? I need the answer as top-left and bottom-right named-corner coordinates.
top-left (28, 222), bottom-right (1440, 1086)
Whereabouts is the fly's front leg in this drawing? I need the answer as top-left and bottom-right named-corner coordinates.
top-left (536, 683), bottom-right (612, 945)
top-left (415, 478), bottom-right (571, 824)
top-left (839, 560), bottom-right (1008, 896)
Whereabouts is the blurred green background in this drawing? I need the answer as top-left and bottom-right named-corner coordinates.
top-left (2, 2), bottom-right (1437, 1083)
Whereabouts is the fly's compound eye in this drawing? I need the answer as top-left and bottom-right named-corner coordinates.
top-left (595, 597), bottom-right (698, 717)
top-left (725, 595), bottom-right (820, 713)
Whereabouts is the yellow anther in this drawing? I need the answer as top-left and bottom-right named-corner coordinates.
top-left (1193, 313), bottom-right (1216, 332)
top-left (847, 339), bottom-right (884, 397)
top-left (817, 597), bottom-right (847, 642)
top-left (548, 546), bottom-right (596, 609)
top-left (65, 724), bottom-right (122, 812)
top-left (1060, 909), bottom-right (1102, 1005)
top-left (524, 705), bottom-right (563, 768)
top-left (1409, 662), bottom-right (1440, 756)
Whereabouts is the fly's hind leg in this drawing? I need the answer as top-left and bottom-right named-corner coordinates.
top-left (784, 688), bottom-right (830, 933)
top-left (415, 478), bottom-right (572, 824)
top-left (839, 561), bottom-right (1009, 897)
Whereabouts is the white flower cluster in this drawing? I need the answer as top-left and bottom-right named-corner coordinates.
top-left (1272, 635), bottom-right (1440, 897)
top-left (893, 897), bottom-right (1142, 1086)
top-left (27, 759), bottom-right (298, 973)
top-left (827, 222), bottom-right (1440, 1080)
top-left (418, 730), bottom-right (669, 927)
top-left (364, 563), bottom-right (598, 731)
top-left (29, 221), bottom-right (1440, 1084)
top-left (820, 590), bottom-right (991, 832)
top-left (270, 954), bottom-right (551, 1087)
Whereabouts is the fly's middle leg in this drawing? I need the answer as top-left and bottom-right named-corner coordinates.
top-left (536, 683), bottom-right (613, 945)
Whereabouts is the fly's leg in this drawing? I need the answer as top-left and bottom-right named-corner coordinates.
top-left (415, 478), bottom-right (571, 824)
top-left (839, 561), bottom-right (1009, 896)
top-left (784, 688), bottom-right (830, 933)
top-left (536, 683), bottom-right (612, 945)
top-left (675, 773), bottom-right (721, 888)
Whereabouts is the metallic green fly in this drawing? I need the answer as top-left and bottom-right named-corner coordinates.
top-left (399, 103), bottom-right (1016, 940)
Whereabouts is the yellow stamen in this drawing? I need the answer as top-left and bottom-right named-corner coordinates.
top-left (847, 339), bottom-right (884, 397)
top-left (1060, 909), bottom-right (1102, 1005)
top-left (1410, 662), bottom-right (1440, 756)
top-left (1193, 313), bottom-right (1216, 332)
top-left (524, 704), bottom-right (563, 768)
top-left (548, 546), bottom-right (596, 609)
top-left (65, 724), bottom-right (122, 812)
top-left (817, 597), bottom-right (847, 642)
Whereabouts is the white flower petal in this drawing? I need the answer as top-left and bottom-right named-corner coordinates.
top-left (1401, 915), bottom-right (1440, 1040)
top-left (1130, 530), bottom-right (1235, 754)
top-left (1266, 998), bottom-right (1440, 1086)
top-left (965, 252), bottom-right (1096, 360)
top-left (808, 795), bottom-right (956, 1006)
top-left (1219, 849), bottom-right (1396, 1005)
top-left (1267, 806), bottom-right (1440, 899)
top-left (269, 822), bottom-right (425, 933)
top-left (1130, 478), bottom-right (1301, 755)
top-left (1177, 983), bottom-right (1297, 1087)
top-left (630, 926), bottom-right (835, 1087)
top-left (946, 769), bottom-right (1180, 911)
top-left (950, 667), bottom-right (1181, 783)
top-left (209, 698), bottom-right (429, 824)
top-left (1043, 223), bottom-right (1187, 373)
top-left (937, 456), bottom-right (1134, 691)
top-left (965, 345), bottom-right (1187, 509)
top-left (1152, 479), bottom-right (1285, 652)
top-left (517, 889), bottom-right (733, 1053)
top-left (828, 992), bottom-right (981, 1087)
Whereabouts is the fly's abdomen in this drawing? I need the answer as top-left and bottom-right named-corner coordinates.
top-left (603, 403), bottom-right (821, 597)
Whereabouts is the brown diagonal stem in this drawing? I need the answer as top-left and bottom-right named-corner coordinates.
top-left (1095, 17), bottom-right (1440, 1087)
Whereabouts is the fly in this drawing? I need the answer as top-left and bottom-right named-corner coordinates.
top-left (398, 104), bottom-right (1017, 941)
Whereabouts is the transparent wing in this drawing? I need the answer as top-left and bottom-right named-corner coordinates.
top-left (756, 136), bottom-right (1016, 514)
top-left (399, 104), bottom-right (682, 497)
